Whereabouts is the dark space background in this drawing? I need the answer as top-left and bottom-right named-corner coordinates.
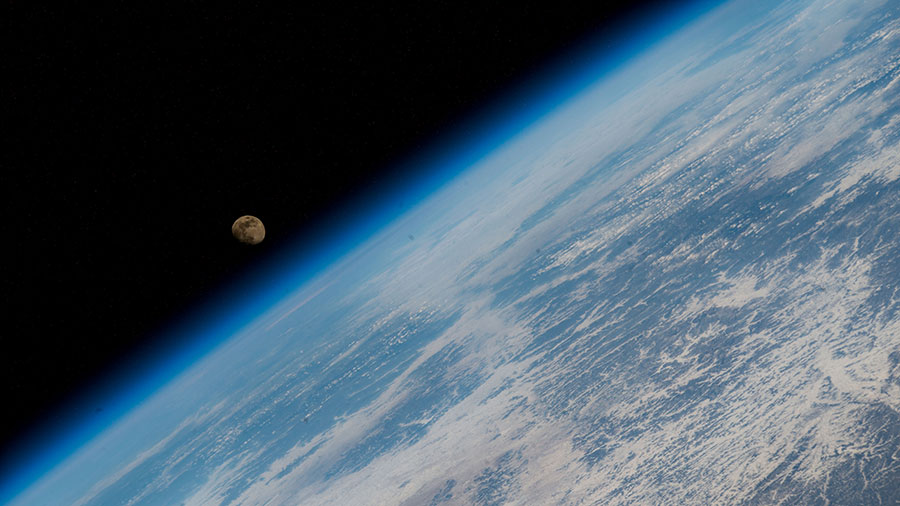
top-left (2, 0), bottom-right (680, 465)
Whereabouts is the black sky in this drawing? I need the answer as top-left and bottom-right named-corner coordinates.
top-left (3, 0), bottom-right (682, 464)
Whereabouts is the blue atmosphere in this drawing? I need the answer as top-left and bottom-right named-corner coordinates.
top-left (2, 5), bottom-right (716, 500)
top-left (11, 0), bottom-right (900, 503)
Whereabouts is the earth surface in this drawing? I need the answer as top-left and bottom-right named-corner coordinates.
top-left (12, 0), bottom-right (900, 504)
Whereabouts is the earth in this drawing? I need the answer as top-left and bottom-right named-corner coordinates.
top-left (11, 0), bottom-right (900, 504)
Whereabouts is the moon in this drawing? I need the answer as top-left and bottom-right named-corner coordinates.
top-left (232, 215), bottom-right (265, 245)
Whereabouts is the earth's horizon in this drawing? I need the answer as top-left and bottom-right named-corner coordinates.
top-left (10, 0), bottom-right (900, 503)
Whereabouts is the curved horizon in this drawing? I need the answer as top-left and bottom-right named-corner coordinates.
top-left (1, 1), bottom-right (725, 501)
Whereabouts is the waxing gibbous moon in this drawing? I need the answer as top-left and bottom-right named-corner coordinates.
top-left (232, 215), bottom-right (265, 245)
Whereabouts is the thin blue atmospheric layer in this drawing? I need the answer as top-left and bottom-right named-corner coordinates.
top-left (1, 0), bottom-right (723, 502)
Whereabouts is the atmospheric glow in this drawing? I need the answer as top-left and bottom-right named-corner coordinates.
top-left (0, 1), bottom-right (722, 502)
